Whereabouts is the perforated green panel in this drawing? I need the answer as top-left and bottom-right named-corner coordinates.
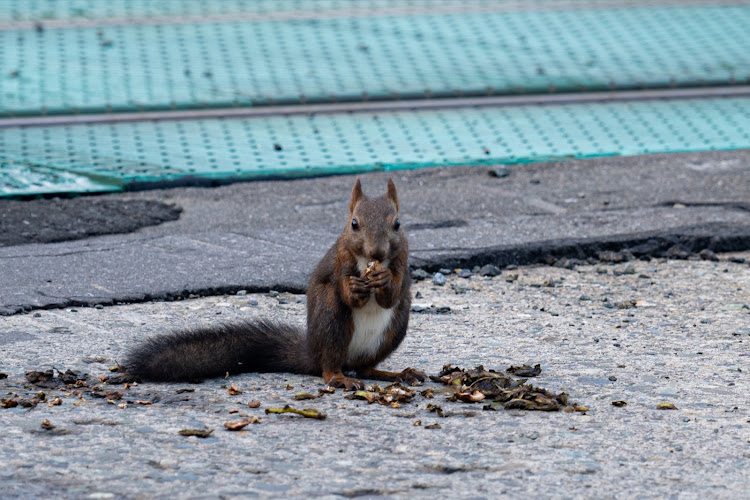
top-left (1, 4), bottom-right (748, 116)
top-left (1, 97), bottom-right (749, 197)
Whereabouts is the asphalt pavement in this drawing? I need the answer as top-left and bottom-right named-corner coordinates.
top-left (1, 150), bottom-right (749, 315)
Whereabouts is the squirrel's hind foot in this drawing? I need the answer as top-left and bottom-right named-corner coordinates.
top-left (323, 369), bottom-right (365, 391)
top-left (358, 367), bottom-right (427, 386)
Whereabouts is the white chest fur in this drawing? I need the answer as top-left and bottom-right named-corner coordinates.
top-left (348, 257), bottom-right (393, 364)
top-left (348, 298), bottom-right (393, 364)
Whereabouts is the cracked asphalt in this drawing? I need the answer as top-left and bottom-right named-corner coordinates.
top-left (1, 150), bottom-right (750, 315)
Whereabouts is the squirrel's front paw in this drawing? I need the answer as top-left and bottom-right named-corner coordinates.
top-left (365, 268), bottom-right (391, 289)
top-left (396, 367), bottom-right (427, 386)
top-left (348, 276), bottom-right (371, 305)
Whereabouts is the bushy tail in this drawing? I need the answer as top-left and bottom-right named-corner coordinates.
top-left (124, 320), bottom-right (315, 382)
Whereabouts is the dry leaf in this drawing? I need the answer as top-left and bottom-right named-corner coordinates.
top-left (426, 404), bottom-right (445, 418)
top-left (345, 390), bottom-right (379, 404)
top-left (224, 417), bottom-right (260, 431)
top-left (506, 364), bottom-right (542, 377)
top-left (265, 405), bottom-right (326, 420)
top-left (454, 390), bottom-right (486, 403)
top-left (294, 392), bottom-right (320, 401)
top-left (179, 428), bottom-right (214, 438)
top-left (657, 402), bottom-right (678, 410)
top-left (227, 383), bottom-right (243, 396)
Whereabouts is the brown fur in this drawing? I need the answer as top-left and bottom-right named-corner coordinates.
top-left (126, 178), bottom-right (424, 387)
top-left (306, 178), bottom-right (420, 389)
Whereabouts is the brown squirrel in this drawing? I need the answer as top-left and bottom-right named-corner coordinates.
top-left (125, 179), bottom-right (426, 389)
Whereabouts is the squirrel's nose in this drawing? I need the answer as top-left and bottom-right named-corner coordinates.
top-left (370, 248), bottom-right (386, 262)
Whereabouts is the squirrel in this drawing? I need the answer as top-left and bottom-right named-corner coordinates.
top-left (125, 178), bottom-right (426, 390)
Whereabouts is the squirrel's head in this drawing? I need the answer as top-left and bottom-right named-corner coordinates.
top-left (346, 178), bottom-right (404, 263)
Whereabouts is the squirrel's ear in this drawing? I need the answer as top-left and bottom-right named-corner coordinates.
top-left (386, 178), bottom-right (399, 212)
top-left (349, 178), bottom-right (364, 213)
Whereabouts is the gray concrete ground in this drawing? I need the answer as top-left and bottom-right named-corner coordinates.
top-left (1, 150), bottom-right (750, 498)
top-left (1, 252), bottom-right (749, 498)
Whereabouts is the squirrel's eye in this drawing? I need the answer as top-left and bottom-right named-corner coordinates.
top-left (394, 219), bottom-right (401, 231)
top-left (351, 218), bottom-right (359, 230)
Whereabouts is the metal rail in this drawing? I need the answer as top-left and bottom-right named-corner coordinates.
top-left (1, 86), bottom-right (749, 129)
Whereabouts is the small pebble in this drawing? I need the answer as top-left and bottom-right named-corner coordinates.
top-left (698, 249), bottom-right (719, 261)
top-left (432, 273), bottom-right (446, 286)
top-left (488, 165), bottom-right (511, 178)
top-left (666, 245), bottom-right (691, 260)
top-left (608, 376), bottom-right (617, 381)
top-left (411, 269), bottom-right (429, 281)
top-left (458, 269), bottom-right (473, 279)
top-left (479, 264), bottom-right (501, 277)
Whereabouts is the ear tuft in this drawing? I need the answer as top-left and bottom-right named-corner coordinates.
top-left (349, 178), bottom-right (364, 213)
top-left (386, 178), bottom-right (399, 212)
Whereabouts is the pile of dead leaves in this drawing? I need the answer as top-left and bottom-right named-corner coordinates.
top-left (344, 382), bottom-right (416, 408)
top-left (1, 368), bottom-right (143, 411)
top-left (431, 364), bottom-right (572, 411)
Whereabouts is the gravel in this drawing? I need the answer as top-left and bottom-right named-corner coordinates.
top-left (1, 252), bottom-right (749, 498)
